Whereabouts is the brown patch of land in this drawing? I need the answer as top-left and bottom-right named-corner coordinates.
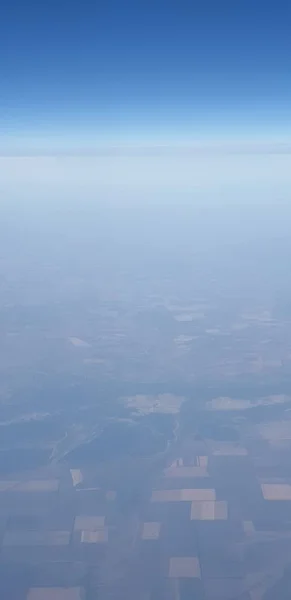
top-left (169, 556), bottom-right (201, 578)
top-left (142, 522), bottom-right (161, 540)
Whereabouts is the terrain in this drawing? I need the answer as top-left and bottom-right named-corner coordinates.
top-left (1, 201), bottom-right (291, 598)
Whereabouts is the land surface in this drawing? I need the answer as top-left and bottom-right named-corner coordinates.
top-left (1, 203), bottom-right (291, 598)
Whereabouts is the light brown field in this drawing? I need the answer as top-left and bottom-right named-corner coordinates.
top-left (197, 456), bottom-right (208, 468)
top-left (190, 501), bottom-right (228, 521)
top-left (81, 529), bottom-right (108, 543)
top-left (191, 501), bottom-right (214, 521)
top-left (142, 522), bottom-right (161, 540)
top-left (261, 483), bottom-right (291, 500)
top-left (74, 516), bottom-right (105, 530)
top-left (174, 335), bottom-right (194, 345)
top-left (207, 397), bottom-right (252, 411)
top-left (10, 479), bottom-right (59, 492)
top-left (174, 313), bottom-right (201, 322)
top-left (169, 557), bottom-right (201, 578)
top-left (70, 469), bottom-right (83, 487)
top-left (164, 466), bottom-right (208, 478)
top-left (211, 442), bottom-right (248, 456)
top-left (181, 488), bottom-right (216, 501)
top-left (27, 588), bottom-right (84, 600)
top-left (151, 489), bottom-right (215, 502)
top-left (124, 394), bottom-right (185, 415)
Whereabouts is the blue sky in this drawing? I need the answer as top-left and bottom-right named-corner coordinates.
top-left (1, 0), bottom-right (291, 153)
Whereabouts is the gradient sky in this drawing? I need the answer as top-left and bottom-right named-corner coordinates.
top-left (1, 0), bottom-right (291, 153)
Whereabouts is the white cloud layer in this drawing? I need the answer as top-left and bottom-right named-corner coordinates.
top-left (0, 150), bottom-right (291, 210)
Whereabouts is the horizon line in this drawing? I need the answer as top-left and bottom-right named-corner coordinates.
top-left (1, 140), bottom-right (291, 158)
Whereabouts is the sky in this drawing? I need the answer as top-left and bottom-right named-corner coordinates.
top-left (1, 0), bottom-right (291, 153)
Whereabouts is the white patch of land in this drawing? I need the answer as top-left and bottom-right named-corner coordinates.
top-left (123, 393), bottom-right (185, 415)
top-left (69, 337), bottom-right (91, 347)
